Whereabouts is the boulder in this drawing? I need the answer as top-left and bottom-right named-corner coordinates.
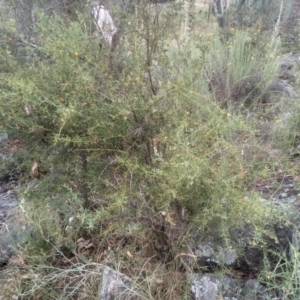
top-left (190, 178), bottom-right (300, 286)
top-left (0, 134), bottom-right (29, 266)
top-left (267, 79), bottom-right (297, 98)
top-left (99, 266), bottom-right (138, 300)
top-left (190, 273), bottom-right (275, 300)
top-left (0, 184), bottom-right (28, 266)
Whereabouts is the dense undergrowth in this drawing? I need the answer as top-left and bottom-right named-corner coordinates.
top-left (0, 0), bottom-right (300, 299)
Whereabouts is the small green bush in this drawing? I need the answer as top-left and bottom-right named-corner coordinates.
top-left (0, 2), bottom-right (296, 299)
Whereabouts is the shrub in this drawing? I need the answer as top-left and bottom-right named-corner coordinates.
top-left (205, 28), bottom-right (279, 108)
top-left (0, 2), bottom-right (293, 299)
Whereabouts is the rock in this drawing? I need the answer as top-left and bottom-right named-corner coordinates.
top-left (215, 247), bottom-right (237, 265)
top-left (279, 57), bottom-right (297, 81)
top-left (267, 79), bottom-right (297, 98)
top-left (263, 53), bottom-right (300, 100)
top-left (191, 200), bottom-right (300, 276)
top-left (0, 185), bottom-right (28, 266)
top-left (0, 133), bottom-right (8, 143)
top-left (190, 273), bottom-right (226, 300)
top-left (0, 133), bottom-right (11, 161)
top-left (228, 223), bottom-right (262, 270)
top-left (0, 134), bottom-right (29, 266)
top-left (280, 58), bottom-right (294, 72)
top-left (240, 279), bottom-right (275, 300)
top-left (190, 273), bottom-right (275, 300)
top-left (194, 243), bottom-right (237, 269)
top-left (98, 266), bottom-right (138, 300)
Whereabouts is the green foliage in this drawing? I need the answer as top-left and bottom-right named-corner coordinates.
top-left (260, 241), bottom-right (300, 299)
top-left (235, 0), bottom-right (294, 28)
top-left (207, 28), bottom-right (279, 107)
top-left (0, 1), bottom-right (298, 299)
top-left (0, 0), bottom-right (279, 243)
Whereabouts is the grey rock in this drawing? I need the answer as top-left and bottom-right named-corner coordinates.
top-left (215, 247), bottom-right (237, 265)
top-left (267, 79), bottom-right (297, 98)
top-left (195, 243), bottom-right (237, 268)
top-left (190, 273), bottom-right (239, 300)
top-left (0, 133), bottom-right (8, 143)
top-left (195, 244), bottom-right (214, 257)
top-left (0, 135), bottom-right (30, 266)
top-left (190, 274), bottom-right (221, 300)
top-left (279, 58), bottom-right (297, 82)
top-left (280, 58), bottom-right (294, 72)
top-left (99, 266), bottom-right (138, 300)
top-left (192, 205), bottom-right (300, 276)
top-left (0, 187), bottom-right (28, 266)
top-left (0, 133), bottom-right (12, 161)
top-left (227, 224), bottom-right (261, 269)
top-left (190, 273), bottom-right (274, 300)
top-left (239, 279), bottom-right (273, 300)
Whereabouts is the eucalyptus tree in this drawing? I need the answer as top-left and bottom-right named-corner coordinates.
top-left (209, 0), bottom-right (227, 27)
